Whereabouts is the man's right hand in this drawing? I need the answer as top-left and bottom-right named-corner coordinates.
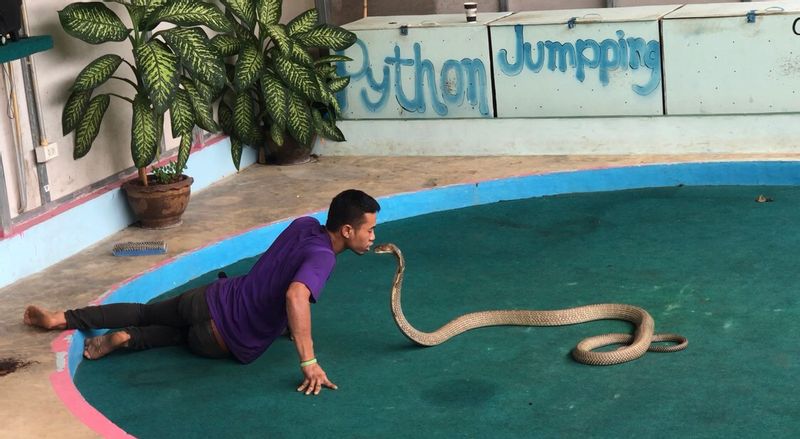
top-left (297, 362), bottom-right (338, 395)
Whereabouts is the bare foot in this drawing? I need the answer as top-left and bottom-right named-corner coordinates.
top-left (83, 331), bottom-right (130, 360)
top-left (23, 305), bottom-right (66, 330)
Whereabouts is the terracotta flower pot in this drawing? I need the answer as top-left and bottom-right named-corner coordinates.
top-left (122, 175), bottom-right (193, 229)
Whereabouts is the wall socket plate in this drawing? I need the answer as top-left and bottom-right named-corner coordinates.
top-left (35, 143), bottom-right (58, 163)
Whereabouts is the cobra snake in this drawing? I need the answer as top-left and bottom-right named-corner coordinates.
top-left (374, 243), bottom-right (687, 365)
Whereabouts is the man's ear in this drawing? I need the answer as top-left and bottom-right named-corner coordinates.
top-left (342, 224), bottom-right (354, 239)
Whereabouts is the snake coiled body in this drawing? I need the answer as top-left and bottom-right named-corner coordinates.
top-left (374, 243), bottom-right (687, 366)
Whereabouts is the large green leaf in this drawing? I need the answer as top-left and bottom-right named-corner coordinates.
top-left (264, 24), bottom-right (290, 54)
top-left (312, 108), bottom-right (345, 142)
top-left (315, 55), bottom-right (352, 65)
top-left (176, 133), bottom-right (192, 175)
top-left (295, 24), bottom-right (356, 50)
top-left (193, 80), bottom-right (214, 103)
top-left (225, 63), bottom-right (236, 84)
top-left (129, 0), bottom-right (165, 29)
top-left (226, 9), bottom-right (254, 41)
top-left (256, 0), bottom-right (281, 29)
top-left (315, 74), bottom-right (340, 113)
top-left (134, 39), bottom-right (179, 113)
top-left (230, 136), bottom-right (243, 170)
top-left (133, 0), bottom-right (168, 18)
top-left (73, 94), bottom-right (110, 159)
top-left (269, 120), bottom-right (284, 146)
top-left (162, 27), bottom-right (226, 89)
top-left (287, 9), bottom-right (317, 36)
top-left (233, 91), bottom-right (259, 144)
top-left (147, 0), bottom-right (233, 33)
top-left (315, 64), bottom-right (336, 78)
top-left (121, 3), bottom-right (147, 29)
top-left (234, 43), bottom-right (264, 91)
top-left (217, 100), bottom-right (234, 135)
top-left (274, 54), bottom-right (318, 101)
top-left (62, 90), bottom-right (91, 135)
top-left (286, 92), bottom-right (312, 146)
top-left (131, 93), bottom-right (160, 168)
top-left (194, 79), bottom-right (223, 104)
top-left (288, 43), bottom-right (314, 66)
top-left (181, 79), bottom-right (219, 132)
top-left (59, 2), bottom-right (130, 44)
top-left (70, 54), bottom-right (123, 92)
top-left (328, 76), bottom-right (350, 93)
top-left (169, 88), bottom-right (195, 138)
top-left (210, 34), bottom-right (243, 57)
top-left (221, 0), bottom-right (255, 29)
top-left (260, 71), bottom-right (288, 126)
top-left (296, 25), bottom-right (356, 51)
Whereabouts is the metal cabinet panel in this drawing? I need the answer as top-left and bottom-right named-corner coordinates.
top-left (338, 14), bottom-right (510, 119)
top-left (662, 3), bottom-right (800, 115)
top-left (663, 1), bottom-right (799, 19)
top-left (490, 6), bottom-right (679, 117)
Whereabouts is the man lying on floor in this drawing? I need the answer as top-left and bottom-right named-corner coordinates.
top-left (24, 189), bottom-right (380, 396)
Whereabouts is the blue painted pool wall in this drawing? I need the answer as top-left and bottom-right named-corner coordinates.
top-left (0, 138), bottom-right (258, 290)
top-left (67, 161), bottom-right (800, 377)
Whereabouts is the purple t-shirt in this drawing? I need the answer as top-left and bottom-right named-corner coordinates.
top-left (205, 217), bottom-right (336, 364)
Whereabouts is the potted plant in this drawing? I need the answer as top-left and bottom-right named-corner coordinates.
top-left (214, 0), bottom-right (357, 166)
top-left (59, 0), bottom-right (228, 228)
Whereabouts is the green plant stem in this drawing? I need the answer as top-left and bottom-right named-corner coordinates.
top-left (121, 58), bottom-right (138, 76)
top-left (108, 93), bottom-right (134, 104)
top-left (112, 76), bottom-right (138, 89)
top-left (138, 167), bottom-right (147, 186)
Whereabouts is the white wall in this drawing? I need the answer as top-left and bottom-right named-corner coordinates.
top-left (316, 115), bottom-right (800, 156)
top-left (0, 0), bottom-right (312, 287)
top-left (283, 0), bottom-right (317, 22)
top-left (508, 0), bottom-right (605, 11)
top-left (1, 60), bottom-right (40, 219)
top-left (27, 0), bottom-right (136, 201)
top-left (2, 0), bottom-right (315, 206)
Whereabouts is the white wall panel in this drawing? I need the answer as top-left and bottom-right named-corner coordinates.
top-left (339, 14), bottom-right (510, 119)
top-left (662, 2), bottom-right (800, 114)
top-left (508, 0), bottom-right (605, 11)
top-left (490, 6), bottom-right (679, 117)
top-left (1, 60), bottom-right (41, 218)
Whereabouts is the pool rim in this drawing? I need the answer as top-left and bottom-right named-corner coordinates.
top-left (48, 160), bottom-right (800, 438)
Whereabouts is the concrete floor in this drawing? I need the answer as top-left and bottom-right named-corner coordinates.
top-left (1, 154), bottom-right (798, 438)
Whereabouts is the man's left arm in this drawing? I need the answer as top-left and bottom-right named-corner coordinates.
top-left (286, 281), bottom-right (338, 395)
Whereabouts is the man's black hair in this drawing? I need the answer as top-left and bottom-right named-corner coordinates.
top-left (325, 189), bottom-right (380, 232)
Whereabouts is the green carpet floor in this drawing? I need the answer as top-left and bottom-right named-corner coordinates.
top-left (75, 186), bottom-right (800, 438)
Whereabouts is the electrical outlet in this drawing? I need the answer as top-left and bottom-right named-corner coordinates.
top-left (34, 143), bottom-right (58, 163)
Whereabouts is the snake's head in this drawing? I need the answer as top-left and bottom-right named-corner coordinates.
top-left (373, 243), bottom-right (398, 254)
